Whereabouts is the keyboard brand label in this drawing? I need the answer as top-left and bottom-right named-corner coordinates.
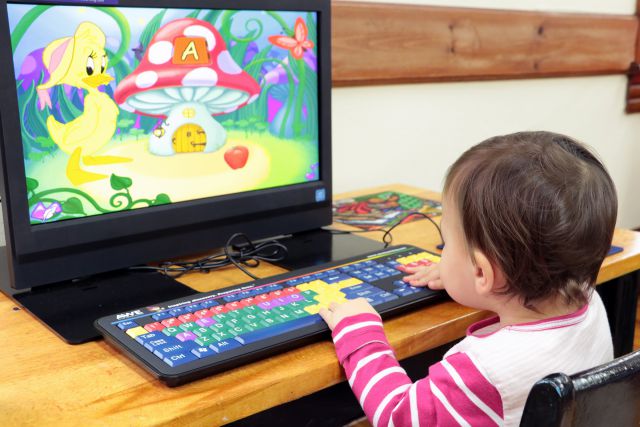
top-left (116, 309), bottom-right (145, 320)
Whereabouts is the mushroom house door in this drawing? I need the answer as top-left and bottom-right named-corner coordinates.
top-left (172, 124), bottom-right (207, 153)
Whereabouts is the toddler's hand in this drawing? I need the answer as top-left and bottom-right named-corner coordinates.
top-left (403, 264), bottom-right (444, 290)
top-left (319, 298), bottom-right (379, 331)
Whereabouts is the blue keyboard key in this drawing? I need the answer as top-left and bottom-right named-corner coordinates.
top-left (192, 346), bottom-right (217, 358)
top-left (184, 304), bottom-right (203, 312)
top-left (393, 287), bottom-right (419, 297)
top-left (222, 293), bottom-right (241, 302)
top-left (352, 289), bottom-right (383, 299)
top-left (200, 299), bottom-right (219, 308)
top-left (117, 320), bottom-right (137, 330)
top-left (234, 315), bottom-right (323, 345)
top-left (135, 331), bottom-right (163, 345)
top-left (151, 312), bottom-right (172, 321)
top-left (377, 292), bottom-right (399, 303)
top-left (210, 339), bottom-right (243, 353)
top-left (393, 280), bottom-right (407, 287)
top-left (164, 351), bottom-right (198, 367)
top-left (342, 283), bottom-right (374, 293)
top-left (145, 335), bottom-right (180, 352)
top-left (168, 308), bottom-right (185, 317)
top-left (153, 342), bottom-right (196, 359)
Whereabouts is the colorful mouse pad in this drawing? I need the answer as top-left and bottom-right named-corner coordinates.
top-left (333, 191), bottom-right (441, 231)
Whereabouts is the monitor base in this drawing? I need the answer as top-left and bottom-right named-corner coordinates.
top-left (0, 246), bottom-right (197, 344)
top-left (273, 228), bottom-right (386, 271)
top-left (0, 229), bottom-right (382, 344)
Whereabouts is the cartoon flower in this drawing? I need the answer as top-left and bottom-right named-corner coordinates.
top-left (31, 201), bottom-right (62, 222)
top-left (268, 18), bottom-right (314, 60)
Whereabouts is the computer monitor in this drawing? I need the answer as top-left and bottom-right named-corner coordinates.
top-left (0, 0), bottom-right (357, 342)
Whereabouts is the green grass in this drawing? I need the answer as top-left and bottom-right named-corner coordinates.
top-left (227, 130), bottom-right (319, 190)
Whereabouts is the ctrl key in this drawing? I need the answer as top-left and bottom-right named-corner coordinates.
top-left (153, 343), bottom-right (198, 367)
top-left (164, 352), bottom-right (198, 367)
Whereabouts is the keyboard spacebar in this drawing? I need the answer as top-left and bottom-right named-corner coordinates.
top-left (235, 315), bottom-right (324, 345)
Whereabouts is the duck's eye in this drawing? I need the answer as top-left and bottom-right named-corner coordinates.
top-left (101, 56), bottom-right (106, 73)
top-left (86, 56), bottom-right (95, 76)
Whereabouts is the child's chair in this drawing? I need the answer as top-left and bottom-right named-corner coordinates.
top-left (519, 348), bottom-right (640, 426)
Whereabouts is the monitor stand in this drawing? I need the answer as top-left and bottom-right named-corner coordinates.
top-left (272, 228), bottom-right (385, 271)
top-left (0, 246), bottom-right (197, 344)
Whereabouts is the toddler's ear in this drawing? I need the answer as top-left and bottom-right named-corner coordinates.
top-left (471, 249), bottom-right (506, 295)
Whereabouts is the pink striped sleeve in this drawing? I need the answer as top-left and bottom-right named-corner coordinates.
top-left (330, 315), bottom-right (503, 427)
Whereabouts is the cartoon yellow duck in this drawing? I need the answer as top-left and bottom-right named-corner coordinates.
top-left (37, 22), bottom-right (128, 185)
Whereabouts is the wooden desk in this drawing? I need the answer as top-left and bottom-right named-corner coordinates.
top-left (1, 184), bottom-right (639, 426)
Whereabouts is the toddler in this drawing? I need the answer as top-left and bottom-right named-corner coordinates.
top-left (320, 131), bottom-right (616, 426)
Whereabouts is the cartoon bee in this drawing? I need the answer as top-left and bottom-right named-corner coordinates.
top-left (153, 120), bottom-right (169, 138)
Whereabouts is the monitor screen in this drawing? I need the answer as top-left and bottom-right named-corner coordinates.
top-left (0, 0), bottom-right (331, 291)
top-left (7, 3), bottom-right (319, 225)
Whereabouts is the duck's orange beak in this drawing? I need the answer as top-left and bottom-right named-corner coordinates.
top-left (82, 73), bottom-right (113, 88)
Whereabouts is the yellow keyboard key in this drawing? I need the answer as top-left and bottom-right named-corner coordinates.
top-left (296, 282), bottom-right (312, 291)
top-left (314, 293), bottom-right (346, 305)
top-left (126, 326), bottom-right (148, 338)
top-left (304, 305), bottom-right (320, 314)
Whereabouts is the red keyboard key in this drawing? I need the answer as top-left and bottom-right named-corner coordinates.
top-left (178, 313), bottom-right (197, 323)
top-left (240, 297), bottom-right (256, 307)
top-left (225, 301), bottom-right (242, 311)
top-left (267, 291), bottom-right (283, 300)
top-left (144, 322), bottom-right (165, 332)
top-left (255, 294), bottom-right (271, 302)
top-left (161, 317), bottom-right (182, 328)
top-left (209, 305), bottom-right (228, 315)
top-left (282, 287), bottom-right (300, 294)
top-left (194, 309), bottom-right (210, 319)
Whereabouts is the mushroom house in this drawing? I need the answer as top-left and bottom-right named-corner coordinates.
top-left (114, 18), bottom-right (261, 156)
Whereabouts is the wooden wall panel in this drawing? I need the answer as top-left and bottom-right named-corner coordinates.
top-left (332, 1), bottom-right (637, 86)
top-left (625, 0), bottom-right (640, 112)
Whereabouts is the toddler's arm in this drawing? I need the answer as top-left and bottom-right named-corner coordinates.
top-left (321, 299), bottom-right (503, 426)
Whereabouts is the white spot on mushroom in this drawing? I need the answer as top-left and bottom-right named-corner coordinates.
top-left (120, 102), bottom-right (135, 113)
top-left (248, 94), bottom-right (259, 104)
top-left (148, 41), bottom-right (173, 65)
top-left (136, 70), bottom-right (158, 89)
top-left (184, 25), bottom-right (216, 51)
top-left (217, 50), bottom-right (242, 75)
top-left (182, 67), bottom-right (218, 87)
top-left (223, 106), bottom-right (238, 114)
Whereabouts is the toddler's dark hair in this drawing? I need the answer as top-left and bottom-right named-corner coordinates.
top-left (444, 131), bottom-right (617, 308)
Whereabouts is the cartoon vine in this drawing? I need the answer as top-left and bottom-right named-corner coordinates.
top-left (27, 175), bottom-right (171, 223)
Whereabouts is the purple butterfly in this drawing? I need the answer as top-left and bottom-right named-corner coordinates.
top-left (31, 201), bottom-right (62, 222)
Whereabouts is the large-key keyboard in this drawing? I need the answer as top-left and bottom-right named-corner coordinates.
top-left (95, 245), bottom-right (442, 386)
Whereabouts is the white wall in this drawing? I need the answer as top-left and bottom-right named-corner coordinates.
top-left (333, 0), bottom-right (640, 229)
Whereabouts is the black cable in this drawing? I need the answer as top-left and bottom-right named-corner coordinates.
top-left (326, 211), bottom-right (443, 249)
top-left (129, 232), bottom-right (288, 279)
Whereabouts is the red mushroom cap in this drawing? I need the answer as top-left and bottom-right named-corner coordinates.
top-left (114, 18), bottom-right (261, 118)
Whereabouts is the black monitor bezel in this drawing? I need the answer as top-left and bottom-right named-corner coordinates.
top-left (0, 0), bottom-right (332, 289)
